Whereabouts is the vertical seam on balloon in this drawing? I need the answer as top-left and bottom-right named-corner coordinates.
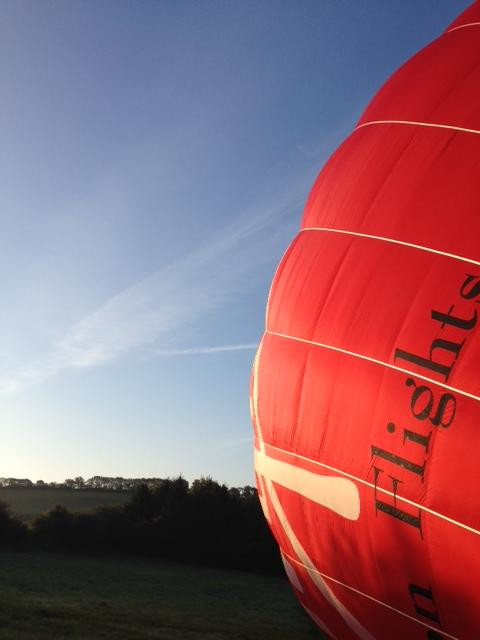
top-left (299, 227), bottom-right (480, 267)
top-left (355, 119), bottom-right (480, 136)
top-left (282, 551), bottom-right (460, 640)
top-left (446, 22), bottom-right (480, 33)
top-left (258, 438), bottom-right (480, 537)
top-left (265, 329), bottom-right (480, 404)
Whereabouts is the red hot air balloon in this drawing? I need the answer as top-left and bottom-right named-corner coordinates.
top-left (250, 3), bottom-right (480, 639)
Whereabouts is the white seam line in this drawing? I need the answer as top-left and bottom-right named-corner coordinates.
top-left (282, 551), bottom-right (459, 640)
top-left (447, 22), bottom-right (480, 33)
top-left (299, 227), bottom-right (480, 268)
top-left (257, 438), bottom-right (480, 537)
top-left (265, 329), bottom-right (480, 404)
top-left (355, 119), bottom-right (480, 136)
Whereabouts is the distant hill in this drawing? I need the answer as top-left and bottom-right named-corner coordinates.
top-left (0, 487), bottom-right (130, 523)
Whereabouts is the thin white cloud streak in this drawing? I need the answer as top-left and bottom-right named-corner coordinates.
top-left (0, 168), bottom-right (311, 395)
top-left (212, 435), bottom-right (253, 453)
top-left (53, 191), bottom-right (301, 370)
top-left (153, 343), bottom-right (258, 356)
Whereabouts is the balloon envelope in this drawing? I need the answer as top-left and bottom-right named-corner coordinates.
top-left (251, 3), bottom-right (480, 639)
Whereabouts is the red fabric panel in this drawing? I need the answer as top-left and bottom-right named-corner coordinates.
top-left (267, 232), bottom-right (480, 395)
top-left (302, 127), bottom-right (480, 262)
top-left (257, 333), bottom-right (480, 530)
top-left (358, 28), bottom-right (480, 130)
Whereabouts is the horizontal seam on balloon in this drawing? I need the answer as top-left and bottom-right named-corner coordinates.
top-left (265, 330), bottom-right (480, 404)
top-left (447, 22), bottom-right (480, 33)
top-left (355, 119), bottom-right (480, 136)
top-left (281, 551), bottom-right (459, 640)
top-left (299, 227), bottom-right (480, 268)
top-left (259, 437), bottom-right (480, 537)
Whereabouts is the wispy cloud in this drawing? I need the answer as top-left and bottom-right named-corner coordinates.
top-left (152, 343), bottom-right (258, 356)
top-left (0, 166), bottom-right (311, 394)
top-left (211, 435), bottom-right (253, 453)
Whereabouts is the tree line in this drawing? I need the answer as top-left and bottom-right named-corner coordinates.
top-left (0, 476), bottom-right (281, 574)
top-left (0, 475), bottom-right (171, 491)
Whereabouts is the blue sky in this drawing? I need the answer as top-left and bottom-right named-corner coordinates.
top-left (0, 0), bottom-right (469, 485)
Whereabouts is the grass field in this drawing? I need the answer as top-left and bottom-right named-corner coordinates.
top-left (0, 550), bottom-right (324, 639)
top-left (0, 489), bottom-right (130, 522)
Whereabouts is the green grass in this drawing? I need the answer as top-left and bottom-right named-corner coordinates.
top-left (0, 550), bottom-right (323, 639)
top-left (0, 489), bottom-right (130, 522)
